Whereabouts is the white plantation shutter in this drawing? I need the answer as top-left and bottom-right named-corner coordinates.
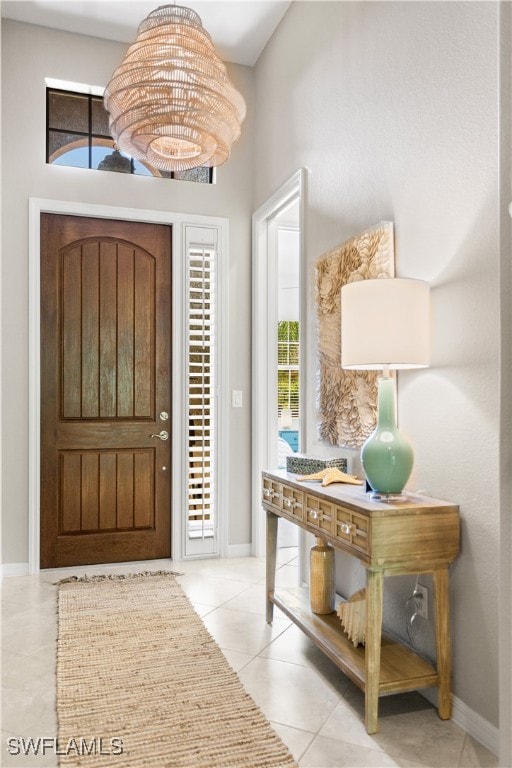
top-left (185, 228), bottom-right (218, 556)
top-left (277, 321), bottom-right (300, 418)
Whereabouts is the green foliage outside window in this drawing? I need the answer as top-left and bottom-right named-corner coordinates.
top-left (278, 321), bottom-right (300, 417)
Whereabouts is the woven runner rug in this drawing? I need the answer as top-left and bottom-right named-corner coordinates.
top-left (57, 572), bottom-right (297, 768)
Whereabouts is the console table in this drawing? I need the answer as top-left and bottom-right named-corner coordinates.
top-left (262, 469), bottom-right (460, 734)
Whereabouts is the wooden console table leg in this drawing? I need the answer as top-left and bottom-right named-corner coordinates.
top-left (365, 568), bottom-right (384, 734)
top-left (433, 565), bottom-right (452, 719)
top-left (266, 510), bottom-right (278, 624)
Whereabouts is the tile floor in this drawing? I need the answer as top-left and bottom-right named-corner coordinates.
top-left (1, 550), bottom-right (500, 768)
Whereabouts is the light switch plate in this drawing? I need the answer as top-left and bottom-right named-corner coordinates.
top-left (232, 390), bottom-right (243, 408)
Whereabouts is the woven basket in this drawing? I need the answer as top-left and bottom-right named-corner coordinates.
top-left (286, 455), bottom-right (348, 475)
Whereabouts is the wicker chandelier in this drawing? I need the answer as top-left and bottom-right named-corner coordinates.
top-left (104, 4), bottom-right (246, 172)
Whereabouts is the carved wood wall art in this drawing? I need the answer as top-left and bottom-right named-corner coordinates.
top-left (316, 222), bottom-right (394, 448)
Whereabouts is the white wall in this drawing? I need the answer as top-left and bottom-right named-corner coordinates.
top-left (0, 19), bottom-right (255, 562)
top-left (499, 6), bottom-right (512, 764)
top-left (254, 1), bottom-right (502, 729)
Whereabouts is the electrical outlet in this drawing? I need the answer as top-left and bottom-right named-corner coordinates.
top-left (413, 584), bottom-right (428, 619)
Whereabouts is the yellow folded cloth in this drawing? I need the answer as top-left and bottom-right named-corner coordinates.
top-left (298, 467), bottom-right (363, 486)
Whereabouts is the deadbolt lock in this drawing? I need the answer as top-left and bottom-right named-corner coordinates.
top-left (159, 411), bottom-right (169, 422)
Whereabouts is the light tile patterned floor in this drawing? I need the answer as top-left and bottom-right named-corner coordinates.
top-left (1, 551), bottom-right (499, 768)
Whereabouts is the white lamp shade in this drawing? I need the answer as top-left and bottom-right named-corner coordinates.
top-left (341, 278), bottom-right (430, 370)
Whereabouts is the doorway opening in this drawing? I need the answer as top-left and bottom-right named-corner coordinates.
top-left (273, 207), bottom-right (301, 550)
top-left (251, 169), bottom-right (306, 557)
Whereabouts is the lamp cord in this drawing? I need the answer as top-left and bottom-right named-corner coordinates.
top-left (405, 574), bottom-right (422, 646)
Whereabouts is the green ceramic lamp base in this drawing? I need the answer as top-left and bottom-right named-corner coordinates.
top-left (361, 377), bottom-right (414, 495)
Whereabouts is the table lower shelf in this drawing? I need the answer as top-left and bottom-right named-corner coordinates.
top-left (271, 586), bottom-right (439, 696)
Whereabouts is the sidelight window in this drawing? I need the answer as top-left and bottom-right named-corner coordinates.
top-left (184, 229), bottom-right (218, 556)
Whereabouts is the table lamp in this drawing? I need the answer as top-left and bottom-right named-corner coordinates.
top-left (341, 278), bottom-right (430, 497)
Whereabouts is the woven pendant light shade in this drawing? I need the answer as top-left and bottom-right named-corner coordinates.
top-left (104, 4), bottom-right (246, 172)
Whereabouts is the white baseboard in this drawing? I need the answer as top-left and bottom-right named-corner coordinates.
top-left (1, 562), bottom-right (29, 578)
top-left (421, 689), bottom-right (498, 756)
top-left (452, 695), bottom-right (499, 756)
top-left (226, 544), bottom-right (252, 558)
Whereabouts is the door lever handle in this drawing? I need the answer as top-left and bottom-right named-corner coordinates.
top-left (150, 430), bottom-right (169, 441)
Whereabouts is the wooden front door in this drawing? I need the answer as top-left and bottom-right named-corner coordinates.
top-left (40, 214), bottom-right (172, 568)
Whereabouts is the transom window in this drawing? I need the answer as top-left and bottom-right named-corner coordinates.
top-left (46, 87), bottom-right (213, 183)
